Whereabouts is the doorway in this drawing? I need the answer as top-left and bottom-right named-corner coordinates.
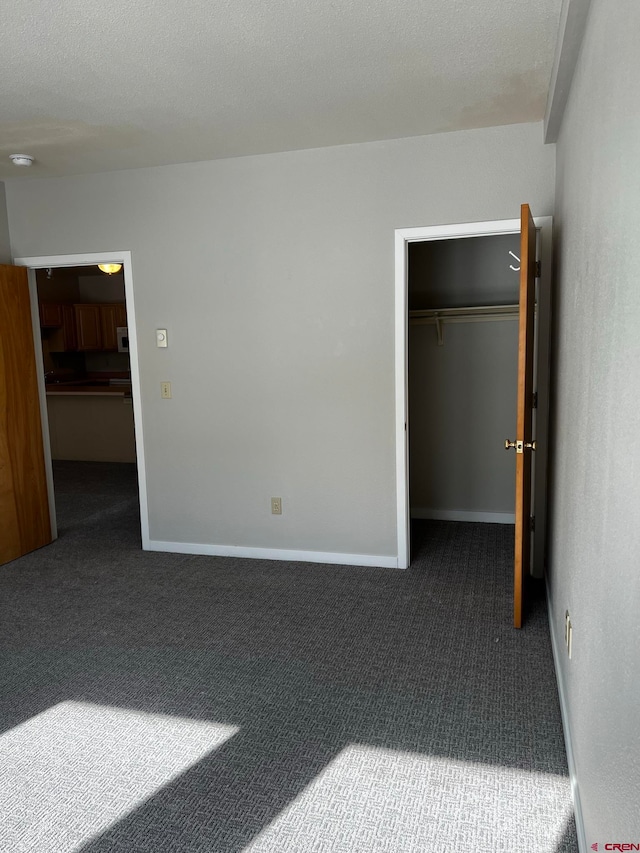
top-left (408, 232), bottom-right (520, 533)
top-left (395, 217), bottom-right (553, 574)
top-left (14, 251), bottom-right (149, 551)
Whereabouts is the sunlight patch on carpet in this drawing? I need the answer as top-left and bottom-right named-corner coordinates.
top-left (242, 743), bottom-right (574, 853)
top-left (0, 701), bottom-right (239, 853)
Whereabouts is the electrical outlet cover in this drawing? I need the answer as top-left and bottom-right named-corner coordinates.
top-left (271, 497), bottom-right (282, 515)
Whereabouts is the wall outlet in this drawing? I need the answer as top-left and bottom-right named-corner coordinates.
top-left (565, 610), bottom-right (573, 659)
top-left (160, 381), bottom-right (172, 399)
top-left (271, 497), bottom-right (282, 515)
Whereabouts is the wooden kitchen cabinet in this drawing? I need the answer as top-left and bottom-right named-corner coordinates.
top-left (39, 303), bottom-right (63, 327)
top-left (74, 304), bottom-right (102, 350)
top-left (61, 304), bottom-right (78, 350)
top-left (99, 303), bottom-right (127, 350)
top-left (41, 302), bottom-right (126, 351)
top-left (48, 304), bottom-right (77, 352)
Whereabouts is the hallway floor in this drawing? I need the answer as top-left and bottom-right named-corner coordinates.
top-left (0, 462), bottom-right (577, 852)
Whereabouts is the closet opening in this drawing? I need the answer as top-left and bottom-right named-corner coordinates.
top-left (407, 232), bottom-right (521, 555)
top-left (396, 213), bottom-right (553, 626)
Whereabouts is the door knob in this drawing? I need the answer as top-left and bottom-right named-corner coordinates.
top-left (505, 439), bottom-right (536, 453)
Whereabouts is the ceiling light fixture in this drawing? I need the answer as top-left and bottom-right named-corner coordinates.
top-left (9, 154), bottom-right (34, 167)
top-left (97, 263), bottom-right (123, 275)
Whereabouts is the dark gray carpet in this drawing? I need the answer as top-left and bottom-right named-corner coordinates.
top-left (0, 462), bottom-right (577, 852)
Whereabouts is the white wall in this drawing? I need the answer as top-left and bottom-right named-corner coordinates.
top-left (549, 0), bottom-right (640, 842)
top-left (0, 183), bottom-right (10, 264)
top-left (5, 123), bottom-right (555, 562)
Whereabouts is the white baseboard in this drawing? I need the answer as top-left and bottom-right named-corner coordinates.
top-left (546, 579), bottom-right (587, 853)
top-left (411, 508), bottom-right (515, 524)
top-left (145, 539), bottom-right (400, 569)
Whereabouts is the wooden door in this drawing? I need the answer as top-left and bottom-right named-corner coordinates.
top-left (0, 265), bottom-right (53, 565)
top-left (510, 204), bottom-right (537, 628)
top-left (74, 304), bottom-right (102, 350)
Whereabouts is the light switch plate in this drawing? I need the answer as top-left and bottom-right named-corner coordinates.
top-left (156, 329), bottom-right (168, 347)
top-left (160, 381), bottom-right (172, 399)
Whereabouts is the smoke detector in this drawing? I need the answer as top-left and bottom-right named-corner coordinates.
top-left (9, 154), bottom-right (34, 167)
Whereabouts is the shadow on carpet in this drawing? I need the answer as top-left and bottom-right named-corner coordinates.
top-left (0, 462), bottom-right (577, 852)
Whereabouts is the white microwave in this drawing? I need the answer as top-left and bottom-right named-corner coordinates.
top-left (116, 327), bottom-right (129, 353)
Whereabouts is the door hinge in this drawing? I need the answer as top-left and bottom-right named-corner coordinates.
top-left (532, 391), bottom-right (538, 409)
top-left (535, 260), bottom-right (541, 278)
top-left (530, 516), bottom-right (536, 532)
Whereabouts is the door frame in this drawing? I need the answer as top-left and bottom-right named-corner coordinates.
top-left (394, 216), bottom-right (553, 570)
top-left (13, 251), bottom-right (149, 547)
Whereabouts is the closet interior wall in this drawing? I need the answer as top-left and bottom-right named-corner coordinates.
top-left (408, 233), bottom-right (520, 524)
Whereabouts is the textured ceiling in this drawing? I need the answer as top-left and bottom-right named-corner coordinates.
top-left (0, 0), bottom-right (562, 178)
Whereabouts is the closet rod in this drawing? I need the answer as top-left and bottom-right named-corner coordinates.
top-left (409, 303), bottom-right (519, 323)
top-left (409, 304), bottom-right (521, 346)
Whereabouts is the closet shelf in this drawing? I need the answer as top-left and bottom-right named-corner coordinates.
top-left (409, 304), bottom-right (520, 346)
top-left (409, 303), bottom-right (519, 323)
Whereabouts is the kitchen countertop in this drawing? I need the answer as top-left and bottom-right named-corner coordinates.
top-left (45, 380), bottom-right (132, 397)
